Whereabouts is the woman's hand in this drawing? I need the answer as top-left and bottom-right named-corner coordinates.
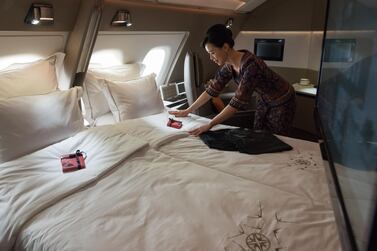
top-left (189, 123), bottom-right (212, 137)
top-left (168, 109), bottom-right (190, 117)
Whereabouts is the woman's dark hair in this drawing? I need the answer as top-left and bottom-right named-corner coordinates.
top-left (201, 24), bottom-right (234, 49)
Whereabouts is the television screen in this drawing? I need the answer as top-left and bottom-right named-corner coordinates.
top-left (254, 39), bottom-right (285, 61)
top-left (323, 39), bottom-right (356, 62)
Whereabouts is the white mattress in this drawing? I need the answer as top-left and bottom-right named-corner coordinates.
top-left (0, 112), bottom-right (341, 251)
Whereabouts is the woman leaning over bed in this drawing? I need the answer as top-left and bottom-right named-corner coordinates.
top-left (169, 24), bottom-right (296, 136)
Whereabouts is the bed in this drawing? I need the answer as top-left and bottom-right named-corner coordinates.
top-left (0, 109), bottom-right (340, 251)
top-left (0, 58), bottom-right (340, 250)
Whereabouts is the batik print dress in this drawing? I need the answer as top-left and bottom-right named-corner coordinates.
top-left (206, 50), bottom-right (296, 135)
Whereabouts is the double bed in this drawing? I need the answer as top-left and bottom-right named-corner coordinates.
top-left (1, 111), bottom-right (340, 250)
top-left (0, 53), bottom-right (340, 250)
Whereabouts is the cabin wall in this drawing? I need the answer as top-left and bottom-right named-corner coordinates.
top-left (241, 0), bottom-right (327, 31)
top-left (236, 0), bottom-right (327, 137)
top-left (0, 0), bottom-right (327, 135)
top-left (100, 0), bottom-right (248, 85)
top-left (234, 31), bottom-right (323, 84)
top-left (0, 0), bottom-right (102, 88)
top-left (239, 0), bottom-right (327, 85)
top-left (0, 0), bottom-right (80, 31)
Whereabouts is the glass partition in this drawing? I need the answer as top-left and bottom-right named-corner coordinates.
top-left (316, 0), bottom-right (377, 250)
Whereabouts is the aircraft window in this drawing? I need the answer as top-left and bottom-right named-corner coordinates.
top-left (142, 46), bottom-right (169, 84)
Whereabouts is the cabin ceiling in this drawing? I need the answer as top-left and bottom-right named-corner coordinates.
top-left (130, 0), bottom-right (267, 13)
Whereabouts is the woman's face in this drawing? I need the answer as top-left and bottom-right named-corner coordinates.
top-left (205, 43), bottom-right (229, 66)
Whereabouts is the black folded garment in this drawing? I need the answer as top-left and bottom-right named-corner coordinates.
top-left (199, 128), bottom-right (293, 154)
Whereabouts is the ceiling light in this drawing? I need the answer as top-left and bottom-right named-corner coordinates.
top-left (225, 18), bottom-right (233, 29)
top-left (111, 10), bottom-right (132, 27)
top-left (24, 3), bottom-right (54, 25)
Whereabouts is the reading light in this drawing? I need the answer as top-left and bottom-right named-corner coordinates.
top-left (111, 10), bottom-right (132, 27)
top-left (225, 18), bottom-right (233, 29)
top-left (24, 3), bottom-right (54, 25)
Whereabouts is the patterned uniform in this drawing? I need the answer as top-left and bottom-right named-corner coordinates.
top-left (206, 50), bottom-right (296, 135)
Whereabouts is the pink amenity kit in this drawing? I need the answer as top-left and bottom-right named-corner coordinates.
top-left (167, 118), bottom-right (182, 129)
top-left (61, 150), bottom-right (87, 173)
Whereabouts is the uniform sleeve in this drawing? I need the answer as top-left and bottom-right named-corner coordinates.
top-left (228, 63), bottom-right (257, 110)
top-left (205, 64), bottom-right (233, 97)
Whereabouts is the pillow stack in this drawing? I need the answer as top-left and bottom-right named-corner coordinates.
top-left (88, 63), bottom-right (144, 82)
top-left (103, 73), bottom-right (165, 122)
top-left (0, 54), bottom-right (85, 164)
top-left (82, 63), bottom-right (165, 126)
top-left (82, 63), bottom-right (145, 125)
top-left (0, 54), bottom-right (60, 98)
top-left (0, 87), bottom-right (84, 164)
top-left (1, 52), bottom-right (66, 90)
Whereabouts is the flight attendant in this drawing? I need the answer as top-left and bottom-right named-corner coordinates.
top-left (169, 24), bottom-right (296, 136)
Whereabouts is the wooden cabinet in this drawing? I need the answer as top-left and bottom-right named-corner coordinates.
top-left (292, 93), bottom-right (317, 135)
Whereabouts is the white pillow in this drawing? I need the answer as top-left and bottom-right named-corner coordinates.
top-left (88, 63), bottom-right (145, 82)
top-left (0, 55), bottom-right (60, 98)
top-left (4, 52), bottom-right (65, 85)
top-left (102, 73), bottom-right (165, 121)
top-left (0, 87), bottom-right (85, 164)
top-left (82, 73), bottom-right (110, 125)
top-left (82, 63), bottom-right (145, 126)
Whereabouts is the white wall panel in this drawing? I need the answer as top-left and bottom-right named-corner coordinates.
top-left (307, 31), bottom-right (324, 71)
top-left (0, 31), bottom-right (68, 70)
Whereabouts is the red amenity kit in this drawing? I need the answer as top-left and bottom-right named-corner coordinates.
top-left (61, 150), bottom-right (87, 173)
top-left (167, 117), bottom-right (183, 129)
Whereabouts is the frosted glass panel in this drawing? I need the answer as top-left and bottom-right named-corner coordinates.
top-left (317, 0), bottom-right (377, 250)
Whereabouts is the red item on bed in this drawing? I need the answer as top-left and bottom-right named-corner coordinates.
top-left (61, 150), bottom-right (86, 173)
top-left (167, 118), bottom-right (182, 129)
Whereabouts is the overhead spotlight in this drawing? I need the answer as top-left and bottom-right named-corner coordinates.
top-left (111, 10), bottom-right (132, 27)
top-left (24, 3), bottom-right (54, 25)
top-left (225, 18), bottom-right (233, 29)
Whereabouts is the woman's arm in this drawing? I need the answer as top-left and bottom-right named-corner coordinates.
top-left (189, 104), bottom-right (238, 136)
top-left (170, 64), bottom-right (233, 117)
top-left (168, 91), bottom-right (212, 117)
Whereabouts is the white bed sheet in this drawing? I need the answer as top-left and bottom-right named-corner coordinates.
top-left (0, 113), bottom-right (341, 251)
top-left (93, 112), bottom-right (115, 126)
top-left (93, 110), bottom-right (235, 132)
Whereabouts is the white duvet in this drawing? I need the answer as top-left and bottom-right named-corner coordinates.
top-left (0, 116), bottom-right (340, 251)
